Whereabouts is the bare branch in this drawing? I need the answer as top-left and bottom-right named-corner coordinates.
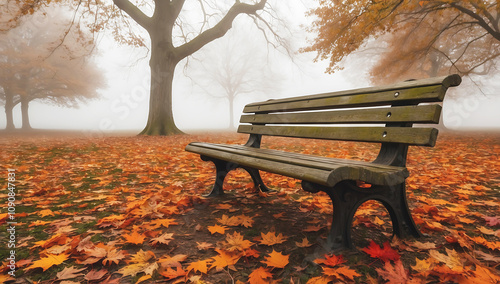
top-left (175, 0), bottom-right (266, 60)
top-left (113, 0), bottom-right (151, 30)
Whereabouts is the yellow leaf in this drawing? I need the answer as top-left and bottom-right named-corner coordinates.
top-left (27, 253), bottom-right (69, 271)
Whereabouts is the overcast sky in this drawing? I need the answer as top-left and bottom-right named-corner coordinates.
top-left (1, 1), bottom-right (499, 134)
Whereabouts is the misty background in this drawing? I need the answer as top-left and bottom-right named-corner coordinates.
top-left (1, 1), bottom-right (499, 134)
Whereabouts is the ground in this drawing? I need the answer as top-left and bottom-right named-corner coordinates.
top-left (0, 130), bottom-right (499, 283)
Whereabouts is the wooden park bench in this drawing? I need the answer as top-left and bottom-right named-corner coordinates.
top-left (185, 74), bottom-right (461, 250)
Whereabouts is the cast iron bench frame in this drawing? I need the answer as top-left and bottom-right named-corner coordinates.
top-left (185, 74), bottom-right (461, 250)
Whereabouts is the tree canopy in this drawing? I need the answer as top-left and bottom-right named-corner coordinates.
top-left (0, 8), bottom-right (106, 129)
top-left (303, 0), bottom-right (500, 83)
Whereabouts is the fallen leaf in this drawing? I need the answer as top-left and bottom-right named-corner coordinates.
top-left (295, 237), bottom-right (313, 248)
top-left (260, 231), bottom-right (288, 246)
top-left (362, 240), bottom-right (400, 262)
top-left (56, 266), bottom-right (86, 280)
top-left (26, 253), bottom-right (69, 271)
top-left (208, 224), bottom-right (228, 235)
top-left (84, 269), bottom-right (108, 281)
top-left (262, 250), bottom-right (289, 269)
top-left (375, 259), bottom-right (409, 284)
top-left (248, 267), bottom-right (273, 284)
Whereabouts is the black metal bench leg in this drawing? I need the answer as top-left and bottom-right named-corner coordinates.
top-left (303, 180), bottom-right (421, 251)
top-left (201, 157), bottom-right (237, 197)
top-left (382, 183), bottom-right (422, 239)
top-left (243, 167), bottom-right (272, 193)
top-left (303, 181), bottom-right (358, 250)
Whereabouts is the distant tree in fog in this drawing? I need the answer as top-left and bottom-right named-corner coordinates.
top-left (189, 28), bottom-right (283, 129)
top-left (0, 9), bottom-right (106, 130)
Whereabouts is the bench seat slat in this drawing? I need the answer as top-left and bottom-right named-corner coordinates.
top-left (186, 142), bottom-right (408, 186)
top-left (238, 125), bottom-right (438, 146)
top-left (240, 105), bottom-right (441, 125)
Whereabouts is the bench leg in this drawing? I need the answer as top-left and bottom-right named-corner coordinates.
top-left (302, 180), bottom-right (421, 251)
top-left (243, 167), bottom-right (272, 193)
top-left (201, 157), bottom-right (238, 197)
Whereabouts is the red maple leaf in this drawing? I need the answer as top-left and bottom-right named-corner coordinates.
top-left (362, 240), bottom-right (400, 262)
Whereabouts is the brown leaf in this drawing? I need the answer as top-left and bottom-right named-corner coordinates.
top-left (56, 266), bottom-right (86, 280)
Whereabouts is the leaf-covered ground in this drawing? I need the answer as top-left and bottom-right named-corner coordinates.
top-left (0, 131), bottom-right (499, 283)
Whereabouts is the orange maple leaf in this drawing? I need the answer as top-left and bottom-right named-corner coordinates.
top-left (210, 249), bottom-right (241, 270)
top-left (236, 214), bottom-right (254, 228)
top-left (262, 250), bottom-right (289, 269)
top-left (260, 231), bottom-right (288, 246)
top-left (362, 240), bottom-right (400, 262)
top-left (248, 267), bottom-right (273, 284)
top-left (26, 253), bottom-right (69, 271)
top-left (217, 214), bottom-right (240, 226)
top-left (159, 266), bottom-right (187, 280)
top-left (295, 237), bottom-right (313, 248)
top-left (314, 254), bottom-right (346, 267)
top-left (158, 254), bottom-right (188, 268)
top-left (122, 231), bottom-right (146, 245)
top-left (322, 266), bottom-right (361, 281)
top-left (186, 259), bottom-right (212, 274)
top-left (305, 276), bottom-right (333, 284)
top-left (150, 218), bottom-right (178, 228)
top-left (207, 224), bottom-right (228, 235)
top-left (223, 231), bottom-right (254, 252)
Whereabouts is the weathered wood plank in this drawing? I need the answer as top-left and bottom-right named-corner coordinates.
top-left (244, 74), bottom-right (461, 114)
top-left (237, 125), bottom-right (439, 146)
top-left (240, 105), bottom-right (442, 125)
top-left (244, 85), bottom-right (446, 114)
top-left (186, 142), bottom-right (408, 186)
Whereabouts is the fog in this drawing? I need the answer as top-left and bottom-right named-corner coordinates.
top-left (1, 1), bottom-right (499, 134)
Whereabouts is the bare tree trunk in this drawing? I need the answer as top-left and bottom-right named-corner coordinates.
top-left (20, 96), bottom-right (31, 130)
top-left (4, 92), bottom-right (15, 130)
top-left (140, 40), bottom-right (183, 135)
top-left (228, 94), bottom-right (235, 130)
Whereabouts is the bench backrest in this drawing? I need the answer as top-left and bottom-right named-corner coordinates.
top-left (238, 75), bottom-right (461, 166)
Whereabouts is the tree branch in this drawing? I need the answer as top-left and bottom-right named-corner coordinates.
top-left (113, 0), bottom-right (152, 30)
top-left (449, 2), bottom-right (500, 41)
top-left (175, 0), bottom-right (266, 60)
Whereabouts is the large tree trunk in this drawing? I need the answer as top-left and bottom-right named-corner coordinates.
top-left (20, 96), bottom-right (31, 130)
top-left (4, 92), bottom-right (15, 130)
top-left (140, 36), bottom-right (183, 136)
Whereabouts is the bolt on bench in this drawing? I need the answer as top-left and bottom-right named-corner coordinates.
top-left (185, 74), bottom-right (461, 250)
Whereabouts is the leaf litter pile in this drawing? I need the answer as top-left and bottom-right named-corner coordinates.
top-left (0, 132), bottom-right (499, 283)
